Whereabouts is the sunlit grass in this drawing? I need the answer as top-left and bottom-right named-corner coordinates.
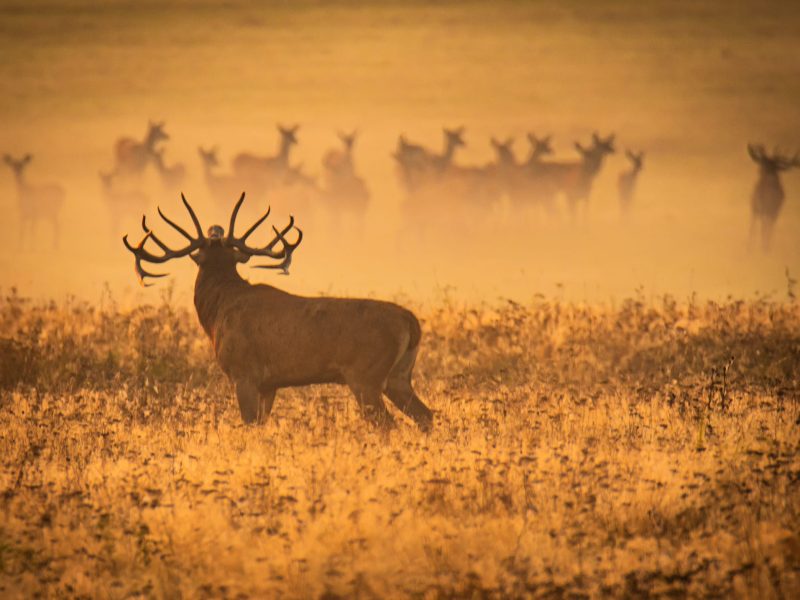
top-left (0, 289), bottom-right (798, 597)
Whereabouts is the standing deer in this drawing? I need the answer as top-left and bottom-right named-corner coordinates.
top-left (152, 148), bottom-right (187, 191)
top-left (232, 124), bottom-right (299, 193)
top-left (322, 131), bottom-right (358, 178)
top-left (123, 194), bottom-right (432, 430)
top-left (537, 132), bottom-right (615, 214)
top-left (4, 154), bottom-right (64, 248)
top-left (198, 146), bottom-right (243, 203)
top-left (394, 127), bottom-right (465, 193)
top-left (112, 121), bottom-right (169, 178)
top-left (747, 144), bottom-right (799, 250)
top-left (322, 131), bottom-right (370, 217)
top-left (617, 150), bottom-right (645, 214)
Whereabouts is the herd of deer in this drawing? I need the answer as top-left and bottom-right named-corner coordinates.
top-left (1, 121), bottom-right (797, 429)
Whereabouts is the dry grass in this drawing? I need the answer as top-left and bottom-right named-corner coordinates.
top-left (0, 288), bottom-right (799, 598)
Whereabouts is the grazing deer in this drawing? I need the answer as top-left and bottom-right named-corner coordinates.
top-left (152, 148), bottom-right (187, 190)
top-left (747, 144), bottom-right (799, 250)
top-left (4, 154), bottom-right (64, 248)
top-left (112, 121), bottom-right (169, 178)
top-left (232, 124), bottom-right (299, 192)
top-left (617, 150), bottom-right (644, 213)
top-left (537, 132), bottom-right (615, 214)
top-left (123, 194), bottom-right (432, 430)
top-left (198, 146), bottom-right (243, 203)
top-left (99, 171), bottom-right (149, 235)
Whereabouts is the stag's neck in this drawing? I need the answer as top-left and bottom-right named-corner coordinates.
top-left (193, 265), bottom-right (251, 338)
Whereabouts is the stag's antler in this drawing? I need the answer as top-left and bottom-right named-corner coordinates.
top-left (226, 192), bottom-right (303, 267)
top-left (122, 193), bottom-right (206, 286)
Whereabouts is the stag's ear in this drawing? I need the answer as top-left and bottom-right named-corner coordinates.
top-left (22, 154), bottom-right (32, 164)
top-left (3, 154), bottom-right (11, 165)
top-left (575, 142), bottom-right (586, 154)
top-left (491, 137), bottom-right (501, 148)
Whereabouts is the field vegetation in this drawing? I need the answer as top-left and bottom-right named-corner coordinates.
top-left (0, 287), bottom-right (798, 598)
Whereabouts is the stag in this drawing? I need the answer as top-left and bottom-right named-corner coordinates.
top-left (4, 154), bottom-right (64, 247)
top-left (747, 144), bottom-right (799, 250)
top-left (322, 131), bottom-right (358, 178)
top-left (617, 150), bottom-right (644, 214)
top-left (112, 121), bottom-right (169, 178)
top-left (123, 194), bottom-right (432, 430)
top-left (232, 124), bottom-right (299, 192)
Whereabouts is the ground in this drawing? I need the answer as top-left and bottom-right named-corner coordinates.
top-left (1, 290), bottom-right (798, 598)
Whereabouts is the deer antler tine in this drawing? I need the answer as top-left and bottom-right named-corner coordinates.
top-left (180, 193), bottom-right (204, 238)
top-left (238, 206), bottom-right (272, 243)
top-left (157, 206), bottom-right (195, 242)
top-left (227, 192), bottom-right (247, 239)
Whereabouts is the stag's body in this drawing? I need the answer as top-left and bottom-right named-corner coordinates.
top-left (124, 195), bottom-right (432, 430)
top-left (113, 121), bottom-right (168, 178)
top-left (4, 154), bottom-right (64, 247)
top-left (617, 150), bottom-right (644, 214)
top-left (747, 144), bottom-right (798, 250)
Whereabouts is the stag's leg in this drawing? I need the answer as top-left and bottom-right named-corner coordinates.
top-left (384, 346), bottom-right (433, 432)
top-left (257, 387), bottom-right (277, 424)
top-left (234, 379), bottom-right (260, 425)
top-left (347, 382), bottom-right (396, 430)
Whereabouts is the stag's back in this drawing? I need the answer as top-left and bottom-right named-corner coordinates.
top-left (197, 280), bottom-right (419, 387)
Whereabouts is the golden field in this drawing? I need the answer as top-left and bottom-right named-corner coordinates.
top-left (1, 288), bottom-right (798, 598)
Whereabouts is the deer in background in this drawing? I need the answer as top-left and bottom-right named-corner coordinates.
top-left (521, 133), bottom-right (559, 211)
top-left (617, 150), bottom-right (645, 214)
top-left (394, 127), bottom-right (466, 193)
top-left (232, 124), bottom-right (299, 194)
top-left (322, 131), bottom-right (370, 218)
top-left (112, 121), bottom-right (169, 178)
top-left (747, 144), bottom-right (799, 250)
top-left (4, 154), bottom-right (64, 248)
top-left (198, 146), bottom-right (244, 203)
top-left (123, 193), bottom-right (433, 430)
top-left (152, 148), bottom-right (187, 191)
top-left (99, 171), bottom-right (149, 235)
top-left (538, 132), bottom-right (616, 215)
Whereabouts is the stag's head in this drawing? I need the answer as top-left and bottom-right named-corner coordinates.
top-left (625, 149), bottom-right (645, 171)
top-left (123, 193), bottom-right (303, 286)
top-left (527, 133), bottom-right (553, 160)
top-left (444, 127), bottom-right (466, 150)
top-left (3, 154), bottom-right (33, 177)
top-left (748, 144), bottom-right (800, 174)
top-left (198, 146), bottom-right (220, 168)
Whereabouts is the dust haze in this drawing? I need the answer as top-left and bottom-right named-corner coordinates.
top-left (1, 0), bottom-right (799, 305)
